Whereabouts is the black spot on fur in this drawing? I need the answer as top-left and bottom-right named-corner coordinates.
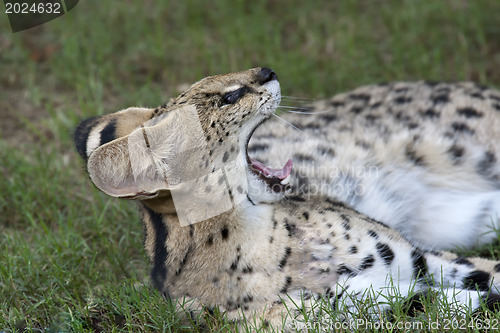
top-left (349, 246), bottom-right (358, 254)
top-left (349, 93), bottom-right (371, 102)
top-left (395, 111), bottom-right (412, 123)
top-left (302, 211), bottom-right (309, 220)
top-left (221, 226), bottom-right (229, 240)
top-left (242, 265), bottom-right (253, 274)
top-left (406, 145), bottom-right (425, 166)
top-left (403, 291), bottom-right (429, 317)
top-left (376, 243), bottom-right (395, 265)
top-left (287, 195), bottom-right (306, 202)
top-left (324, 288), bottom-right (335, 299)
top-left (230, 255), bottom-right (240, 271)
top-left (494, 263), bottom-right (500, 272)
top-left (206, 235), bottom-right (213, 246)
top-left (365, 114), bottom-right (380, 124)
top-left (279, 247), bottom-right (292, 269)
top-left (493, 103), bottom-right (500, 112)
top-left (318, 146), bottom-right (336, 157)
top-left (330, 100), bottom-right (345, 107)
top-left (322, 114), bottom-right (338, 122)
top-left (340, 214), bottom-right (351, 230)
top-left (344, 233), bottom-right (350, 240)
top-left (394, 96), bottom-right (413, 104)
top-left (447, 144), bottom-right (465, 163)
top-left (451, 122), bottom-right (475, 135)
top-left (145, 206), bottom-right (169, 291)
top-left (411, 250), bottom-right (427, 279)
top-left (337, 264), bottom-right (353, 276)
top-left (370, 102), bottom-right (382, 109)
top-left (429, 250), bottom-right (442, 257)
top-left (368, 230), bottom-right (379, 239)
top-left (302, 122), bottom-right (321, 129)
top-left (293, 153), bottom-right (315, 163)
top-left (463, 270), bottom-right (491, 291)
top-left (350, 106), bottom-right (363, 114)
top-left (248, 143), bottom-right (268, 153)
top-left (453, 257), bottom-right (474, 267)
top-left (458, 107), bottom-right (483, 118)
top-left (280, 276), bottom-right (292, 293)
top-left (477, 151), bottom-right (497, 176)
top-left (432, 94), bottom-right (449, 104)
top-left (242, 295), bottom-right (254, 303)
top-left (222, 151), bottom-right (229, 163)
top-left (360, 255), bottom-right (375, 270)
top-left (470, 92), bottom-right (484, 100)
top-left (420, 108), bottom-right (440, 119)
top-left (269, 236), bottom-right (274, 244)
top-left (483, 293), bottom-right (500, 312)
top-left (284, 221), bottom-right (296, 237)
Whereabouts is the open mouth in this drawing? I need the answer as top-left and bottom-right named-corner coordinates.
top-left (249, 157), bottom-right (293, 192)
top-left (244, 123), bottom-right (293, 193)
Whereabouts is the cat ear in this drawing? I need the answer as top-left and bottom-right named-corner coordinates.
top-left (87, 135), bottom-right (164, 199)
top-left (87, 105), bottom-right (207, 200)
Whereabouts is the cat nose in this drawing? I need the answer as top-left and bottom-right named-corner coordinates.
top-left (257, 67), bottom-right (278, 84)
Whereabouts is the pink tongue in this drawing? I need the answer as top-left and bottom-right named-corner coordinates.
top-left (250, 158), bottom-right (293, 179)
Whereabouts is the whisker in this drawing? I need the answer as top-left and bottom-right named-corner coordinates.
top-left (278, 106), bottom-right (313, 110)
top-left (272, 114), bottom-right (304, 136)
top-left (280, 109), bottom-right (333, 115)
top-left (278, 106), bottom-right (333, 115)
top-left (281, 95), bottom-right (313, 102)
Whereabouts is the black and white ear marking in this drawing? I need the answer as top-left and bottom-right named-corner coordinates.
top-left (75, 107), bottom-right (157, 160)
top-left (75, 117), bottom-right (118, 160)
top-left (74, 116), bottom-right (99, 159)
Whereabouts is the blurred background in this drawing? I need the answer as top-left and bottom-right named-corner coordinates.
top-left (1, 0), bottom-right (499, 331)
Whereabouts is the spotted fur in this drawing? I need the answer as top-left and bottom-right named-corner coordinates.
top-left (75, 68), bottom-right (500, 331)
top-left (251, 81), bottom-right (500, 249)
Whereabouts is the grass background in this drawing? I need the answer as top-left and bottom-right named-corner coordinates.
top-left (1, 0), bottom-right (500, 331)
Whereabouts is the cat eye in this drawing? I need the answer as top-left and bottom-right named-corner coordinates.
top-left (222, 87), bottom-right (249, 105)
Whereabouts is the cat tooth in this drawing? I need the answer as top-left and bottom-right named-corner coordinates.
top-left (280, 174), bottom-right (290, 185)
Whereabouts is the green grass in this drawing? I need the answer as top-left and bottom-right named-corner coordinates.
top-left (1, 0), bottom-right (500, 331)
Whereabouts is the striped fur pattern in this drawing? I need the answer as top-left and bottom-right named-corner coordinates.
top-left (75, 68), bottom-right (500, 330)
